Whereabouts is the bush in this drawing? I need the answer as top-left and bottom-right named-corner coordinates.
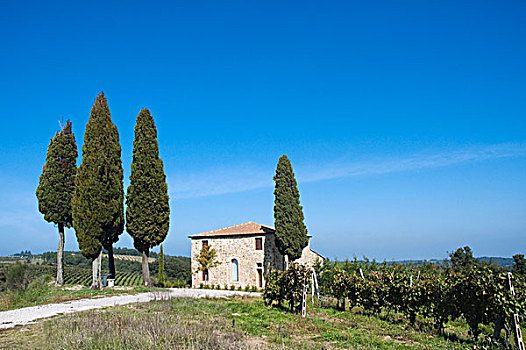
top-left (168, 279), bottom-right (187, 288)
top-left (6, 263), bottom-right (31, 291)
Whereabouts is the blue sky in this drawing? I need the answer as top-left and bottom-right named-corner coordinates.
top-left (0, 1), bottom-right (525, 260)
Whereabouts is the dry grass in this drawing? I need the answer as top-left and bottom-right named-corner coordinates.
top-left (40, 301), bottom-right (265, 350)
top-left (1, 297), bottom-right (483, 350)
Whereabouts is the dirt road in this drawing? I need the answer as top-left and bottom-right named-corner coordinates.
top-left (0, 288), bottom-right (260, 330)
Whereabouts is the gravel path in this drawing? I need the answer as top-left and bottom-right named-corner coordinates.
top-left (0, 288), bottom-right (261, 330)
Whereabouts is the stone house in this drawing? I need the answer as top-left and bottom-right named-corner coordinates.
top-left (189, 221), bottom-right (324, 289)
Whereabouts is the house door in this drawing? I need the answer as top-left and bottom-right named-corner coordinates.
top-left (257, 269), bottom-right (263, 288)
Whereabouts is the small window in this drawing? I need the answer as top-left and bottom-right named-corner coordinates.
top-left (232, 259), bottom-right (239, 282)
top-left (256, 262), bottom-right (262, 268)
top-left (255, 238), bottom-right (262, 250)
top-left (203, 269), bottom-right (209, 281)
top-left (202, 240), bottom-right (208, 248)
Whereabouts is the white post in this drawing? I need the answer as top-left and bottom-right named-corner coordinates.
top-left (301, 276), bottom-right (308, 318)
top-left (508, 273), bottom-right (525, 350)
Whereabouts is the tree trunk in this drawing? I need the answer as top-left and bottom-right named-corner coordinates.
top-left (91, 251), bottom-right (102, 289)
top-left (107, 244), bottom-right (116, 279)
top-left (493, 316), bottom-right (503, 340)
top-left (142, 250), bottom-right (151, 286)
top-left (55, 223), bottom-right (65, 287)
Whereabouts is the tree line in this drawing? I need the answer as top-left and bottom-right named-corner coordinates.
top-left (36, 93), bottom-right (169, 288)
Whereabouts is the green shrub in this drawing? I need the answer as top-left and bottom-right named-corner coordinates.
top-left (6, 263), bottom-right (31, 291)
top-left (263, 263), bottom-right (311, 313)
top-left (164, 279), bottom-right (187, 288)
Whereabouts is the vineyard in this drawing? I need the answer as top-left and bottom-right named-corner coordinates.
top-left (105, 254), bottom-right (155, 263)
top-left (63, 268), bottom-right (143, 287)
top-left (265, 251), bottom-right (526, 347)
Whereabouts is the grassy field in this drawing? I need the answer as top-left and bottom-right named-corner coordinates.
top-left (1, 296), bottom-right (482, 350)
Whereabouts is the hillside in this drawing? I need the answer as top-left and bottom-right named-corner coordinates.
top-left (0, 249), bottom-right (191, 285)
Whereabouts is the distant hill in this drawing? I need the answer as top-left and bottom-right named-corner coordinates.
top-left (394, 257), bottom-right (515, 268)
top-left (330, 256), bottom-right (517, 268)
top-left (476, 256), bottom-right (514, 267)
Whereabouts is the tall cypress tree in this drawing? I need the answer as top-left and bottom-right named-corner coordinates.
top-left (158, 243), bottom-right (166, 286)
top-left (72, 93), bottom-right (124, 288)
top-left (126, 108), bottom-right (170, 286)
top-left (36, 121), bottom-right (77, 286)
top-left (273, 155), bottom-right (308, 262)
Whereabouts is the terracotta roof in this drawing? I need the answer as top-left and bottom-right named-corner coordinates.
top-left (188, 221), bottom-right (275, 238)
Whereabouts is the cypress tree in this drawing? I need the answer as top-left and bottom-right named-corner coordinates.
top-left (158, 244), bottom-right (165, 286)
top-left (273, 155), bottom-right (309, 263)
top-left (126, 108), bottom-right (170, 286)
top-left (36, 121), bottom-right (78, 286)
top-left (72, 93), bottom-right (124, 288)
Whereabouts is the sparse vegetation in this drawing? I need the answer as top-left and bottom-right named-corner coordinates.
top-left (1, 297), bottom-right (485, 349)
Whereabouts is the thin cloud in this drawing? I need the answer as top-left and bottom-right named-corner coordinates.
top-left (169, 143), bottom-right (526, 200)
top-left (302, 143), bottom-right (526, 183)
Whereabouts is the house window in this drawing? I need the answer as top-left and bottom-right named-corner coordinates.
top-left (255, 237), bottom-right (262, 250)
top-left (232, 259), bottom-right (239, 282)
top-left (202, 269), bottom-right (209, 281)
top-left (202, 240), bottom-right (208, 248)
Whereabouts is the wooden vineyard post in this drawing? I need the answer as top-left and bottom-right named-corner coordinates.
top-left (311, 270), bottom-right (315, 303)
top-left (311, 268), bottom-right (321, 303)
top-left (507, 272), bottom-right (525, 350)
top-left (301, 273), bottom-right (308, 318)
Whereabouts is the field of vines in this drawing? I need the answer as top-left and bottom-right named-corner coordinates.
top-left (265, 250), bottom-right (526, 348)
top-left (63, 268), bottom-right (143, 287)
top-left (325, 262), bottom-right (525, 339)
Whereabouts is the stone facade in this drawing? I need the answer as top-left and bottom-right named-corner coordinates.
top-left (189, 222), bottom-right (323, 289)
top-left (294, 240), bottom-right (324, 267)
